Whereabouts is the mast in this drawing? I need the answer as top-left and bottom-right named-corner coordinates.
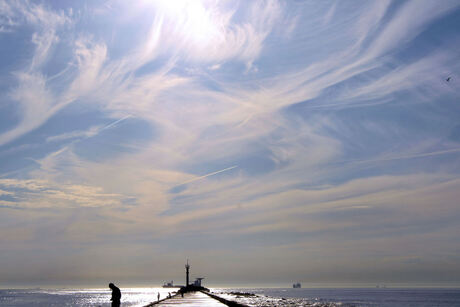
top-left (185, 259), bottom-right (190, 286)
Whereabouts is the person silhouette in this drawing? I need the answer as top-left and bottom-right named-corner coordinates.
top-left (109, 283), bottom-right (121, 307)
top-left (157, 292), bottom-right (160, 301)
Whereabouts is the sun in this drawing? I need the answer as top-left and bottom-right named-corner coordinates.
top-left (142, 0), bottom-right (221, 47)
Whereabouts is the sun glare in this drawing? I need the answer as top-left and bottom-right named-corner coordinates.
top-left (145, 0), bottom-right (220, 46)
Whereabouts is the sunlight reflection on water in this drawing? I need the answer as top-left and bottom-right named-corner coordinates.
top-left (0, 287), bottom-right (178, 307)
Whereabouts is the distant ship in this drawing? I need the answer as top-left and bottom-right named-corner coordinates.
top-left (162, 281), bottom-right (183, 288)
top-left (293, 282), bottom-right (301, 288)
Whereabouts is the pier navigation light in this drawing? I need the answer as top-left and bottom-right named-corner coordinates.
top-left (185, 259), bottom-right (190, 286)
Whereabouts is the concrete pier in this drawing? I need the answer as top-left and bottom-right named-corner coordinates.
top-left (144, 291), bottom-right (228, 307)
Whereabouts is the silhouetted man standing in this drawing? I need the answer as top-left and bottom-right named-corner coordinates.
top-left (109, 283), bottom-right (121, 307)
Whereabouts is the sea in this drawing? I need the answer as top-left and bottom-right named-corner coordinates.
top-left (1, 287), bottom-right (460, 306)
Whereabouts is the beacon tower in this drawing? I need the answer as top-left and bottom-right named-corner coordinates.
top-left (185, 260), bottom-right (190, 286)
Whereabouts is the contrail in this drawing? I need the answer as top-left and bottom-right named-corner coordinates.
top-left (333, 147), bottom-right (460, 165)
top-left (1, 115), bottom-right (134, 176)
top-left (355, 148), bottom-right (460, 164)
top-left (45, 115), bottom-right (133, 159)
top-left (176, 165), bottom-right (238, 186)
top-left (96, 114), bottom-right (132, 135)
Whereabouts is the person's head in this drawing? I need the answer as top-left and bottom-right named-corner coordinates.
top-left (109, 283), bottom-right (115, 289)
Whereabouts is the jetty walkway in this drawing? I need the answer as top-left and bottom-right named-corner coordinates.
top-left (145, 291), bottom-right (225, 306)
top-left (144, 291), bottom-right (248, 307)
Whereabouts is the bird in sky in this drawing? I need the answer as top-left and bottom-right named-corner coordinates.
top-left (446, 77), bottom-right (451, 82)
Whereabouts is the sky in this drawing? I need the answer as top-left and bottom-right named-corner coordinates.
top-left (1, 0), bottom-right (460, 288)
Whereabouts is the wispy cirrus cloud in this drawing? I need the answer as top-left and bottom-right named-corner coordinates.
top-left (0, 178), bottom-right (127, 209)
top-left (0, 1), bottom-right (71, 147)
top-left (136, 0), bottom-right (284, 67)
top-left (2, 72), bottom-right (57, 146)
top-left (46, 126), bottom-right (102, 143)
top-left (364, 0), bottom-right (460, 61)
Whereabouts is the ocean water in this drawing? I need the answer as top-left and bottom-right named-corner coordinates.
top-left (1, 287), bottom-right (460, 306)
top-left (215, 288), bottom-right (460, 307)
top-left (0, 288), bottom-right (174, 307)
